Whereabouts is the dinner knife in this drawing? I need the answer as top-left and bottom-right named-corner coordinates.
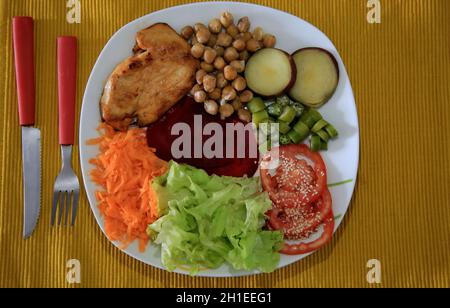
top-left (12, 16), bottom-right (41, 239)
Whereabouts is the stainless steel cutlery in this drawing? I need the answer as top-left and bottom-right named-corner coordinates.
top-left (13, 17), bottom-right (81, 235)
top-left (12, 17), bottom-right (41, 239)
top-left (51, 36), bottom-right (80, 226)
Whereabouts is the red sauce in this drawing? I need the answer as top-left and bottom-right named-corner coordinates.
top-left (146, 97), bottom-right (259, 177)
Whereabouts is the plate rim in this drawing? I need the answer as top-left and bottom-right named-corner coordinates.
top-left (79, 1), bottom-right (360, 277)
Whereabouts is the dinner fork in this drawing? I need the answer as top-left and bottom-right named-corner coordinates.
top-left (51, 36), bottom-right (80, 226)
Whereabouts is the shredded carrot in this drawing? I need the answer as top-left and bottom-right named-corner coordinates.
top-left (88, 123), bottom-right (168, 252)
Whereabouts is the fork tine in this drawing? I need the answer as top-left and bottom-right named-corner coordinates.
top-left (58, 192), bottom-right (66, 226)
top-left (71, 190), bottom-right (80, 226)
top-left (51, 190), bottom-right (60, 226)
top-left (64, 191), bottom-right (72, 226)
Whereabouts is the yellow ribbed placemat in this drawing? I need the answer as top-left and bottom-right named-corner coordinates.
top-left (1, 0), bottom-right (449, 288)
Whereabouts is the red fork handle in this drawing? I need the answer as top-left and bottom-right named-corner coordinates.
top-left (57, 36), bottom-right (77, 145)
top-left (12, 17), bottom-right (36, 126)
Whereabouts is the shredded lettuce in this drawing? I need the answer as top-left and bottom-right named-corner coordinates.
top-left (148, 161), bottom-right (283, 274)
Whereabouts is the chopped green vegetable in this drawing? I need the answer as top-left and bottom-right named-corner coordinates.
top-left (276, 95), bottom-right (290, 106)
top-left (290, 101), bottom-right (305, 117)
top-left (316, 129), bottom-right (330, 142)
top-left (324, 124), bottom-right (339, 138)
top-left (300, 108), bottom-right (323, 128)
top-left (311, 119), bottom-right (329, 133)
top-left (267, 103), bottom-right (283, 117)
top-left (278, 106), bottom-right (296, 124)
top-left (287, 129), bottom-right (304, 144)
top-left (278, 121), bottom-right (291, 134)
top-left (148, 162), bottom-right (284, 274)
top-left (299, 116), bottom-right (316, 128)
top-left (244, 95), bottom-right (337, 150)
top-left (264, 98), bottom-right (276, 106)
top-left (310, 135), bottom-right (322, 151)
top-left (247, 97), bottom-right (266, 113)
top-left (259, 119), bottom-right (276, 136)
top-left (292, 120), bottom-right (310, 141)
top-left (279, 134), bottom-right (291, 145)
top-left (252, 109), bottom-right (269, 126)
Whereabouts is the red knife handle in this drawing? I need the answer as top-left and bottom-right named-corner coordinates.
top-left (57, 36), bottom-right (77, 145)
top-left (12, 17), bottom-right (36, 126)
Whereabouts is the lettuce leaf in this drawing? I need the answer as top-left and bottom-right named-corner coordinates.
top-left (148, 161), bottom-right (283, 274)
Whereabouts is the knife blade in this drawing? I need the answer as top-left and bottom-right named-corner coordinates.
top-left (13, 16), bottom-right (41, 239)
top-left (21, 127), bottom-right (41, 238)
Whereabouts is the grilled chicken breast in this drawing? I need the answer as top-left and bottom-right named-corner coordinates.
top-left (100, 23), bottom-right (198, 130)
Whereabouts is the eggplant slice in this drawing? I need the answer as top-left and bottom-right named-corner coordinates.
top-left (245, 48), bottom-right (296, 97)
top-left (289, 48), bottom-right (339, 108)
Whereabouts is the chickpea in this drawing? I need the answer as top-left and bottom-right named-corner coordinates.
top-left (231, 98), bottom-right (242, 111)
top-left (246, 38), bottom-right (262, 52)
top-left (232, 38), bottom-right (246, 52)
top-left (220, 12), bottom-right (234, 28)
top-left (237, 108), bottom-right (252, 123)
top-left (226, 25), bottom-right (240, 39)
top-left (223, 65), bottom-right (238, 81)
top-left (194, 23), bottom-right (208, 33)
top-left (216, 32), bottom-right (233, 47)
top-left (208, 18), bottom-right (222, 34)
top-left (219, 103), bottom-right (235, 119)
top-left (203, 47), bottom-right (217, 64)
top-left (237, 17), bottom-right (250, 33)
top-left (207, 34), bottom-right (217, 48)
top-left (204, 100), bottom-right (219, 115)
top-left (253, 27), bottom-right (264, 41)
top-left (191, 43), bottom-right (205, 59)
top-left (191, 35), bottom-right (199, 45)
top-left (230, 60), bottom-right (245, 73)
top-left (194, 90), bottom-right (207, 103)
top-left (214, 46), bottom-right (225, 57)
top-left (224, 47), bottom-right (239, 63)
top-left (213, 56), bottom-right (226, 71)
top-left (222, 85), bottom-right (237, 101)
top-left (200, 61), bottom-right (215, 73)
top-left (263, 34), bottom-right (277, 48)
top-left (203, 74), bottom-right (217, 93)
top-left (180, 26), bottom-right (194, 40)
top-left (196, 28), bottom-right (211, 44)
top-left (216, 72), bottom-right (228, 89)
top-left (239, 90), bottom-right (254, 103)
top-left (232, 76), bottom-right (247, 92)
top-left (238, 32), bottom-right (252, 42)
top-left (209, 88), bottom-right (222, 100)
top-left (190, 84), bottom-right (202, 96)
top-left (196, 69), bottom-right (207, 85)
top-left (239, 50), bottom-right (250, 61)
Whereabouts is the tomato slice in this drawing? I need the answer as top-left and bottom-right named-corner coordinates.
top-left (261, 144), bottom-right (333, 255)
top-left (267, 207), bottom-right (316, 239)
top-left (274, 157), bottom-right (317, 192)
top-left (280, 211), bottom-right (335, 255)
top-left (268, 188), bottom-right (332, 240)
top-left (261, 144), bottom-right (327, 208)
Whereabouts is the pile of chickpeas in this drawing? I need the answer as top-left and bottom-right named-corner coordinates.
top-left (180, 12), bottom-right (277, 122)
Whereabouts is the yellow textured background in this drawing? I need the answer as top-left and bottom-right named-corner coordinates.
top-left (1, 0), bottom-right (449, 288)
